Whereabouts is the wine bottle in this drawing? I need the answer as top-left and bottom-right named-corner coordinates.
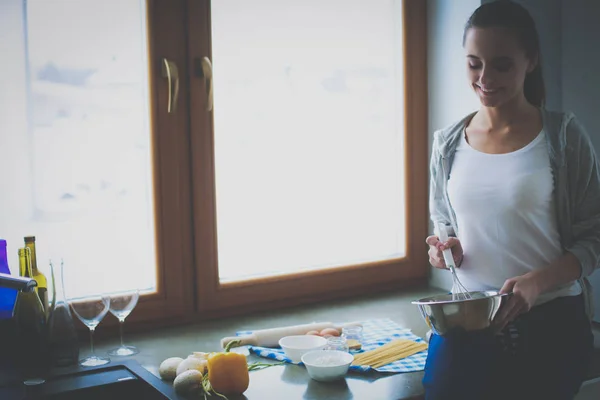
top-left (15, 248), bottom-right (48, 376)
top-left (24, 236), bottom-right (48, 316)
top-left (0, 239), bottom-right (18, 319)
top-left (0, 240), bottom-right (19, 372)
top-left (19, 247), bottom-right (32, 278)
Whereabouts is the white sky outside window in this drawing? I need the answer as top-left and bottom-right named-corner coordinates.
top-left (211, 0), bottom-right (406, 282)
top-left (0, 0), bottom-right (156, 299)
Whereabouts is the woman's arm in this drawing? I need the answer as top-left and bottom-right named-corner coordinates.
top-left (429, 130), bottom-right (456, 236)
top-left (427, 131), bottom-right (465, 268)
top-left (495, 253), bottom-right (581, 329)
top-left (528, 252), bottom-right (581, 293)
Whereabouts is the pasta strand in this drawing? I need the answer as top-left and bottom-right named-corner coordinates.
top-left (351, 339), bottom-right (428, 368)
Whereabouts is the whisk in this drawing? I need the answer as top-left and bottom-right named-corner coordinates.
top-left (436, 222), bottom-right (471, 301)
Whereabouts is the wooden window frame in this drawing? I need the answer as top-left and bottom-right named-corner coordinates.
top-left (186, 0), bottom-right (429, 320)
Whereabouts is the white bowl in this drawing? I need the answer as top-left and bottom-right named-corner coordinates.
top-left (301, 350), bottom-right (354, 382)
top-left (278, 335), bottom-right (327, 363)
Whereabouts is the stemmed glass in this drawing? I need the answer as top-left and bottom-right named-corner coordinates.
top-left (108, 289), bottom-right (140, 356)
top-left (68, 295), bottom-right (111, 367)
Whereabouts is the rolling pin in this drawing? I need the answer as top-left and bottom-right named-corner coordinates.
top-left (220, 321), bottom-right (363, 349)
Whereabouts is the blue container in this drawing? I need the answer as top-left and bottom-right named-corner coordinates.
top-left (0, 239), bottom-right (18, 319)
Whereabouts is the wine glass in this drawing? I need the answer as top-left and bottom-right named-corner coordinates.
top-left (108, 289), bottom-right (140, 356)
top-left (69, 295), bottom-right (111, 367)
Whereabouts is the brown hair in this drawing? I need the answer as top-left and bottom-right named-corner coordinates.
top-left (463, 0), bottom-right (546, 107)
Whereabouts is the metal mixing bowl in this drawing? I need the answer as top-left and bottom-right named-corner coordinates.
top-left (411, 290), bottom-right (511, 336)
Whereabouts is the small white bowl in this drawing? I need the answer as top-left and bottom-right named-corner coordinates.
top-left (278, 335), bottom-right (327, 363)
top-left (301, 350), bottom-right (354, 382)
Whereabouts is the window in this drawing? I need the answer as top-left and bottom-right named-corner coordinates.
top-left (0, 0), bottom-right (427, 326)
top-left (11, 0), bottom-right (155, 298)
top-left (0, 0), bottom-right (194, 327)
top-left (211, 0), bottom-right (407, 283)
top-left (189, 0), bottom-right (428, 316)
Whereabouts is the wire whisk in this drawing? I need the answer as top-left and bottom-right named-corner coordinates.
top-left (436, 222), bottom-right (471, 301)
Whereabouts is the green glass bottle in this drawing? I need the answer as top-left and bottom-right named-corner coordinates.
top-left (15, 248), bottom-right (48, 376)
top-left (24, 236), bottom-right (48, 316)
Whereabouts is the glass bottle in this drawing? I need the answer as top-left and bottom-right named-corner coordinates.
top-left (15, 248), bottom-right (48, 376)
top-left (0, 239), bottom-right (10, 273)
top-left (0, 240), bottom-right (18, 372)
top-left (341, 326), bottom-right (363, 350)
top-left (0, 239), bottom-right (18, 319)
top-left (24, 236), bottom-right (49, 316)
top-left (324, 336), bottom-right (349, 352)
top-left (47, 260), bottom-right (79, 367)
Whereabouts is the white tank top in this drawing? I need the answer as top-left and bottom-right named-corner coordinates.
top-left (447, 130), bottom-right (581, 305)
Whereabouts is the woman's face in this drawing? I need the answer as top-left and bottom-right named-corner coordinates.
top-left (464, 27), bottom-right (536, 108)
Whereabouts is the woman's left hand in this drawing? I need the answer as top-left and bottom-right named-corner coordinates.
top-left (493, 273), bottom-right (542, 331)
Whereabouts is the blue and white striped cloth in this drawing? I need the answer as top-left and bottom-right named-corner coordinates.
top-left (237, 318), bottom-right (428, 373)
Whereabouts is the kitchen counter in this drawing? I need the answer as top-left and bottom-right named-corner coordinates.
top-left (91, 286), bottom-right (440, 400)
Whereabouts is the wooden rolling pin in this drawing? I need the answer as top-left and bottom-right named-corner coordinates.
top-left (220, 321), bottom-right (363, 349)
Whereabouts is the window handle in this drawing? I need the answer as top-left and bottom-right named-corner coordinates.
top-left (195, 57), bottom-right (213, 111)
top-left (161, 58), bottom-right (179, 113)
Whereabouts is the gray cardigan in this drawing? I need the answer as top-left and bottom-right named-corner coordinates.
top-left (429, 108), bottom-right (600, 317)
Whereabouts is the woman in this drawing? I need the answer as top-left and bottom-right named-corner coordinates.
top-left (425, 1), bottom-right (597, 399)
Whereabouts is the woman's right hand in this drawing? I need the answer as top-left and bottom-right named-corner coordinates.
top-left (426, 235), bottom-right (464, 269)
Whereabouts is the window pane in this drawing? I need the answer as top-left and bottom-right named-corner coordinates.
top-left (211, 0), bottom-right (405, 282)
top-left (0, 0), bottom-right (156, 298)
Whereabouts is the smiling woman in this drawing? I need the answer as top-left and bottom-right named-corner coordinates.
top-left (425, 1), bottom-right (596, 399)
top-left (0, 0), bottom-right (428, 328)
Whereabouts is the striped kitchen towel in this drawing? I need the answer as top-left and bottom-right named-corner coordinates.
top-left (236, 318), bottom-right (427, 373)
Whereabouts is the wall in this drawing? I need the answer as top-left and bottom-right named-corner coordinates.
top-left (562, 0), bottom-right (600, 148)
top-left (427, 0), bottom-right (480, 291)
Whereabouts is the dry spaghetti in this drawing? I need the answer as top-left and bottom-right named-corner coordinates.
top-left (351, 339), bottom-right (428, 368)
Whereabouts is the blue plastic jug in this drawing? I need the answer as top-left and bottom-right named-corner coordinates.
top-left (0, 239), bottom-right (18, 319)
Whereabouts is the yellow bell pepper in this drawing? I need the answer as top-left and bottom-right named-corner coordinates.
top-left (207, 340), bottom-right (250, 395)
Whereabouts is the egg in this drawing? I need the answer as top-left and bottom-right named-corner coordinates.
top-left (159, 357), bottom-right (184, 381)
top-left (319, 328), bottom-right (340, 337)
top-left (305, 330), bottom-right (321, 336)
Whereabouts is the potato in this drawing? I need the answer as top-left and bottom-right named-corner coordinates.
top-left (320, 328), bottom-right (340, 337)
top-left (159, 357), bottom-right (184, 381)
top-left (305, 330), bottom-right (321, 336)
top-left (173, 369), bottom-right (203, 395)
top-left (176, 356), bottom-right (208, 376)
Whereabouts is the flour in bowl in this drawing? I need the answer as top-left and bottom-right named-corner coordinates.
top-left (312, 355), bottom-right (346, 366)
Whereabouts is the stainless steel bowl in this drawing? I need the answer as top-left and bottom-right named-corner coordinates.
top-left (411, 291), bottom-right (511, 336)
